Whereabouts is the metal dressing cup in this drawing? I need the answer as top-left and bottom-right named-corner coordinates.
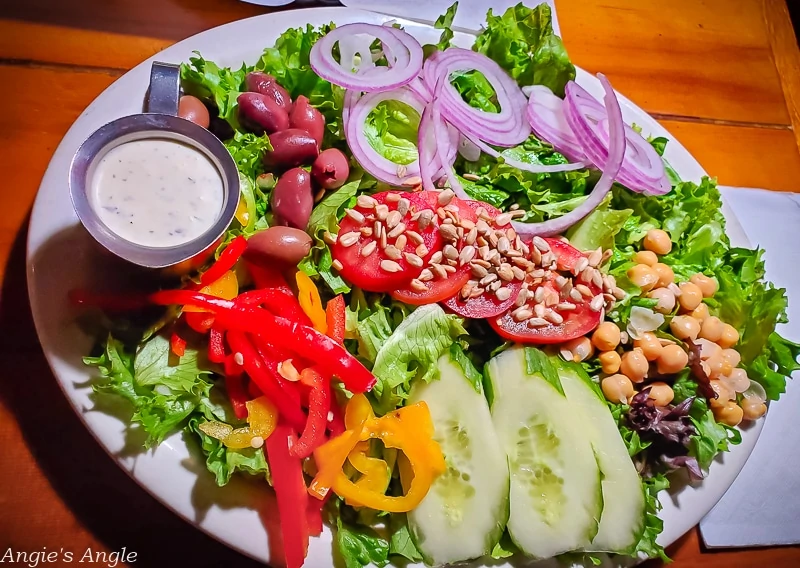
top-left (69, 62), bottom-right (239, 273)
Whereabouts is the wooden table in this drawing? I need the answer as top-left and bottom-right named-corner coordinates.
top-left (0, 0), bottom-right (798, 565)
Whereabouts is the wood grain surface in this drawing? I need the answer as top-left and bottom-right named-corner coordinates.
top-left (0, 0), bottom-right (798, 566)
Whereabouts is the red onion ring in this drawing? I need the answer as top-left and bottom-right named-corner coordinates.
top-left (422, 48), bottom-right (530, 147)
top-left (525, 85), bottom-right (587, 162)
top-left (310, 24), bottom-right (423, 93)
top-left (507, 74), bottom-right (627, 237)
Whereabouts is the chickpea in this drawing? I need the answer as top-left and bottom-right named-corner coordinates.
top-left (627, 264), bottom-right (659, 292)
top-left (657, 344), bottom-right (689, 374)
top-left (643, 229), bottom-right (672, 255)
top-left (648, 287), bottom-right (676, 314)
top-left (601, 374), bottom-right (635, 404)
top-left (690, 273), bottom-right (718, 298)
top-left (561, 336), bottom-right (594, 362)
top-left (652, 263), bottom-right (675, 288)
top-left (634, 332), bottom-right (664, 362)
top-left (690, 302), bottom-right (710, 321)
top-left (620, 349), bottom-right (649, 383)
top-left (726, 368), bottom-right (750, 393)
top-left (699, 316), bottom-right (724, 342)
top-left (718, 323), bottom-right (740, 349)
top-left (713, 400), bottom-right (744, 427)
top-left (670, 315), bottom-right (701, 340)
top-left (705, 349), bottom-right (725, 379)
top-left (592, 322), bottom-right (621, 352)
top-left (633, 250), bottom-right (658, 267)
top-left (741, 398), bottom-right (767, 421)
top-left (599, 350), bottom-right (622, 374)
top-left (677, 282), bottom-right (704, 311)
top-left (709, 379), bottom-right (733, 407)
top-left (646, 381), bottom-right (675, 407)
top-left (721, 349), bottom-right (741, 377)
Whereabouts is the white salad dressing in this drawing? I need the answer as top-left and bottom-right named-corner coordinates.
top-left (90, 138), bottom-right (224, 248)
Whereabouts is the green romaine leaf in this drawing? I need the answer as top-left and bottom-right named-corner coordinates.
top-left (566, 195), bottom-right (632, 252)
top-left (388, 515), bottom-right (423, 562)
top-left (335, 518), bottom-right (389, 568)
top-left (473, 3), bottom-right (575, 96)
top-left (134, 334), bottom-right (211, 391)
top-left (688, 398), bottom-right (735, 471)
top-left (224, 131), bottom-right (272, 181)
top-left (490, 532), bottom-right (519, 559)
top-left (180, 54), bottom-right (248, 123)
top-left (364, 100), bottom-right (420, 166)
top-left (633, 474), bottom-right (670, 562)
top-left (448, 342), bottom-right (484, 393)
top-left (370, 304), bottom-right (467, 413)
top-left (452, 70), bottom-right (499, 113)
top-left (433, 2), bottom-right (458, 52)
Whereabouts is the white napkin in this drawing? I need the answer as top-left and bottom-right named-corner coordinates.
top-left (340, 0), bottom-right (560, 34)
top-left (699, 187), bottom-right (800, 547)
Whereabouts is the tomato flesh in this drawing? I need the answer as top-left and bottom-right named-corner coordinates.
top-left (443, 280), bottom-right (523, 318)
top-left (490, 238), bottom-right (602, 344)
top-left (392, 193), bottom-right (476, 305)
top-left (332, 192), bottom-right (441, 293)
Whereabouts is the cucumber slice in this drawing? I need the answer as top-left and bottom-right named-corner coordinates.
top-left (558, 362), bottom-right (646, 553)
top-left (407, 353), bottom-right (509, 566)
top-left (486, 346), bottom-right (602, 559)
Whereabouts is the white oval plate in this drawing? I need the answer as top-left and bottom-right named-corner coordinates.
top-left (26, 7), bottom-right (759, 566)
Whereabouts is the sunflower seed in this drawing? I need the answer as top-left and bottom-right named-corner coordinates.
top-left (408, 278), bottom-right (427, 292)
top-left (443, 244), bottom-right (459, 261)
top-left (444, 204), bottom-right (460, 215)
top-left (476, 219), bottom-right (491, 234)
top-left (574, 257), bottom-right (589, 275)
top-left (562, 279), bottom-right (573, 296)
top-left (278, 360), bottom-right (301, 382)
top-left (574, 284), bottom-right (592, 297)
top-left (534, 303), bottom-right (546, 318)
top-left (397, 164), bottom-right (408, 178)
top-left (470, 286), bottom-right (486, 298)
top-left (397, 198), bottom-right (410, 216)
top-left (480, 273), bottom-right (498, 286)
top-left (512, 307), bottom-right (533, 322)
top-left (345, 209), bottom-right (365, 224)
top-left (592, 270), bottom-right (604, 288)
top-left (380, 230), bottom-right (388, 249)
top-left (511, 266), bottom-right (526, 281)
top-left (488, 251), bottom-right (502, 266)
top-left (476, 207), bottom-right (488, 219)
top-left (385, 210), bottom-right (402, 230)
top-left (360, 227), bottom-right (373, 237)
top-left (439, 224), bottom-right (458, 241)
top-left (436, 207), bottom-right (447, 220)
top-left (323, 231), bottom-right (337, 245)
top-left (465, 227), bottom-right (478, 245)
top-left (510, 210), bottom-right (526, 219)
top-left (603, 293), bottom-right (616, 303)
top-left (613, 287), bottom-right (627, 300)
top-left (497, 236), bottom-right (511, 254)
top-left (419, 269), bottom-right (434, 282)
top-left (476, 236), bottom-right (489, 247)
top-left (590, 295), bottom-right (605, 312)
top-left (375, 204), bottom-right (389, 220)
top-left (515, 288), bottom-right (529, 307)
top-left (495, 287), bottom-right (512, 302)
top-left (557, 302), bottom-right (576, 311)
top-left (545, 310), bottom-right (564, 324)
top-left (472, 259), bottom-right (491, 269)
top-left (570, 288), bottom-right (584, 302)
top-left (555, 275), bottom-right (568, 289)
top-left (498, 266), bottom-right (514, 282)
top-left (518, 240), bottom-right (530, 255)
top-left (417, 210), bottom-right (434, 230)
top-left (233, 352), bottom-right (244, 366)
top-left (416, 244), bottom-right (429, 257)
top-left (588, 248), bottom-right (603, 267)
top-left (402, 176), bottom-right (422, 187)
top-left (380, 259), bottom-right (403, 273)
top-left (404, 252), bottom-right (424, 267)
top-left (431, 251), bottom-right (444, 264)
top-left (357, 195), bottom-right (378, 208)
top-left (386, 192), bottom-right (401, 203)
top-left (388, 222), bottom-right (406, 239)
top-left (505, 228), bottom-right (516, 242)
top-left (443, 218), bottom-right (454, 225)
top-left (580, 267), bottom-right (595, 283)
top-left (530, 246), bottom-right (542, 265)
top-left (459, 218), bottom-right (476, 231)
top-left (534, 287), bottom-right (546, 303)
top-left (395, 234), bottom-right (408, 250)
top-left (431, 264), bottom-right (448, 279)
top-left (459, 246), bottom-right (476, 265)
top-left (460, 282), bottom-right (474, 300)
top-left (528, 317), bottom-right (549, 327)
top-left (361, 241), bottom-right (377, 257)
top-left (544, 290), bottom-right (559, 307)
top-left (495, 213), bottom-right (512, 226)
top-left (462, 173), bottom-right (480, 181)
top-left (470, 264), bottom-right (488, 279)
top-left (373, 220), bottom-right (383, 238)
top-left (533, 236), bottom-right (551, 252)
top-left (332, 259), bottom-right (344, 271)
top-left (512, 257), bottom-right (533, 270)
top-left (338, 232), bottom-right (359, 247)
top-left (443, 264), bottom-right (457, 274)
top-left (488, 232), bottom-right (500, 247)
top-left (602, 249), bottom-right (613, 262)
top-left (384, 245), bottom-right (402, 260)
top-left (541, 252), bottom-right (554, 267)
top-left (406, 230), bottom-right (424, 245)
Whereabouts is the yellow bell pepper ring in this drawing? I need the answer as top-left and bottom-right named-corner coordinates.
top-left (295, 271), bottom-right (328, 334)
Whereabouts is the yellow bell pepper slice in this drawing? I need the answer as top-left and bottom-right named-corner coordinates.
top-left (221, 396), bottom-right (278, 449)
top-left (235, 194), bottom-right (250, 227)
top-left (295, 271), bottom-right (328, 334)
top-left (183, 270), bottom-right (239, 312)
top-left (346, 441), bottom-right (392, 503)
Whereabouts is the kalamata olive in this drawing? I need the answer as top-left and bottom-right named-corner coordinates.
top-left (245, 71), bottom-right (292, 113)
top-left (244, 226), bottom-right (313, 266)
top-left (264, 129), bottom-right (319, 169)
top-left (178, 95), bottom-right (210, 128)
top-left (237, 92), bottom-right (290, 134)
top-left (312, 148), bottom-right (350, 190)
top-left (271, 167), bottom-right (314, 230)
top-left (289, 95), bottom-right (326, 147)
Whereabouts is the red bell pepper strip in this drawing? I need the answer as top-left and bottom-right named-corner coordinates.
top-left (185, 311), bottom-right (215, 333)
top-left (225, 330), bottom-right (307, 432)
top-left (325, 295), bottom-right (346, 345)
top-left (265, 424), bottom-right (310, 568)
top-left (247, 379), bottom-right (262, 400)
top-left (246, 261), bottom-right (293, 293)
top-left (170, 331), bottom-right (187, 357)
top-left (290, 368), bottom-right (331, 459)
top-left (225, 371), bottom-right (249, 421)
top-left (235, 289), bottom-right (311, 326)
top-left (208, 326), bottom-right (226, 364)
top-left (68, 288), bottom-right (148, 312)
top-left (328, 398), bottom-right (346, 438)
top-left (306, 494), bottom-right (327, 537)
top-left (150, 290), bottom-right (377, 393)
top-left (190, 235), bottom-right (247, 290)
top-left (250, 336), bottom-right (304, 410)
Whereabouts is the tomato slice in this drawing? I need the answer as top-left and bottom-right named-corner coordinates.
top-left (332, 192), bottom-right (442, 292)
top-left (490, 238), bottom-right (603, 344)
top-left (443, 280), bottom-right (523, 318)
top-left (392, 194), bottom-right (476, 305)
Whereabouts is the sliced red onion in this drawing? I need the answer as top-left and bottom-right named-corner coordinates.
top-left (506, 74), bottom-right (627, 237)
top-left (458, 135), bottom-right (481, 162)
top-left (310, 24), bottom-right (423, 92)
top-left (418, 105), bottom-right (439, 192)
top-left (465, 134), bottom-right (589, 174)
top-left (525, 85), bottom-right (587, 162)
top-left (422, 48), bottom-right (530, 147)
top-left (346, 87), bottom-right (428, 185)
top-left (565, 82), bottom-right (670, 195)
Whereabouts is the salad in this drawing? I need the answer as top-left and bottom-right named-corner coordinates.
top-left (72, 3), bottom-right (800, 567)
